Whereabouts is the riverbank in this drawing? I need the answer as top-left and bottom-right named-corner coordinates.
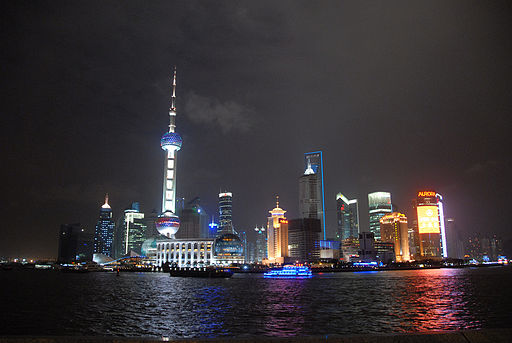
top-left (1, 329), bottom-right (511, 342)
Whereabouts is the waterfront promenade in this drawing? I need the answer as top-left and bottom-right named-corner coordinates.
top-left (1, 329), bottom-right (512, 343)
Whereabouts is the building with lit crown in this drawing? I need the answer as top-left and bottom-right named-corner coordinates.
top-left (266, 196), bottom-right (289, 264)
top-left (299, 152), bottom-right (326, 240)
top-left (94, 194), bottom-right (115, 257)
top-left (379, 212), bottom-right (410, 262)
top-left (336, 193), bottom-right (359, 241)
top-left (368, 191), bottom-right (392, 240)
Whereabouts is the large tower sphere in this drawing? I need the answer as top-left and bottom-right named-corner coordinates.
top-left (161, 132), bottom-right (182, 151)
top-left (155, 210), bottom-right (180, 238)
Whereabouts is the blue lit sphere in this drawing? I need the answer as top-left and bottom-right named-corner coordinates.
top-left (161, 132), bottom-right (182, 151)
top-left (214, 234), bottom-right (243, 257)
top-left (155, 212), bottom-right (180, 237)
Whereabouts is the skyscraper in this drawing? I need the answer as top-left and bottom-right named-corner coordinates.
top-left (176, 197), bottom-right (209, 239)
top-left (379, 212), bottom-right (410, 262)
top-left (155, 67), bottom-right (182, 238)
top-left (93, 194), bottom-right (115, 256)
top-left (288, 218), bottom-right (321, 263)
top-left (413, 190), bottom-right (447, 259)
top-left (299, 151), bottom-right (326, 239)
top-left (336, 193), bottom-right (359, 241)
top-left (266, 196), bottom-right (289, 264)
top-left (253, 226), bottom-right (267, 263)
top-left (218, 192), bottom-right (233, 235)
top-left (368, 191), bottom-right (392, 240)
top-left (58, 223), bottom-right (93, 263)
top-left (121, 202), bottom-right (147, 255)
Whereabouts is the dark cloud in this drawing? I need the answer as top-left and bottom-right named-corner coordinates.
top-left (184, 92), bottom-right (255, 134)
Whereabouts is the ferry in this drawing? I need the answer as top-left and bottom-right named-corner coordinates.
top-left (264, 265), bottom-right (313, 279)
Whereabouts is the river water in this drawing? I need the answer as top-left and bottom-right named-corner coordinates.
top-left (1, 267), bottom-right (511, 338)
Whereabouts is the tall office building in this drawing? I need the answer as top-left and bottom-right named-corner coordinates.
top-left (379, 212), bottom-right (410, 262)
top-left (266, 196), bottom-right (289, 264)
top-left (336, 193), bottom-right (359, 241)
top-left (445, 218), bottom-right (464, 259)
top-left (93, 194), bottom-right (115, 256)
top-left (120, 202), bottom-right (147, 256)
top-left (176, 197), bottom-right (209, 239)
top-left (155, 67), bottom-right (182, 238)
top-left (413, 190), bottom-right (447, 259)
top-left (218, 192), bottom-right (233, 235)
top-left (368, 192), bottom-right (392, 240)
top-left (58, 223), bottom-right (93, 263)
top-left (299, 151), bottom-right (326, 240)
top-left (253, 226), bottom-right (267, 263)
top-left (288, 218), bottom-right (321, 263)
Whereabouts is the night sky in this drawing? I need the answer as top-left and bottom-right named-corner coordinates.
top-left (2, 1), bottom-right (511, 259)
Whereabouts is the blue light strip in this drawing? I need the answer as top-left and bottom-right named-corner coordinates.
top-left (308, 150), bottom-right (327, 240)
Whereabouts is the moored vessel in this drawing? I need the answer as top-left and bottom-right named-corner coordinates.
top-left (169, 266), bottom-right (234, 278)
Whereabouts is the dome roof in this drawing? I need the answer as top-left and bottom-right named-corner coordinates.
top-left (161, 132), bottom-right (182, 151)
top-left (214, 233), bottom-right (243, 256)
top-left (141, 238), bottom-right (158, 256)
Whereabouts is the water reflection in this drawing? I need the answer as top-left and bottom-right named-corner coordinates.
top-left (1, 267), bottom-right (511, 338)
top-left (262, 279), bottom-right (308, 337)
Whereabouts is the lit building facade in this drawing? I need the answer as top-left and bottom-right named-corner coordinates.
top-left (156, 239), bottom-right (215, 267)
top-left (413, 190), bottom-right (447, 259)
top-left (253, 226), bottom-right (267, 262)
top-left (299, 151), bottom-right (326, 240)
top-left (379, 212), bottom-right (410, 262)
top-left (266, 197), bottom-right (289, 264)
top-left (214, 233), bottom-right (245, 265)
top-left (336, 193), bottom-right (359, 241)
top-left (94, 194), bottom-right (115, 257)
top-left (218, 192), bottom-right (233, 235)
top-left (368, 192), bottom-right (392, 240)
top-left (121, 202), bottom-right (147, 256)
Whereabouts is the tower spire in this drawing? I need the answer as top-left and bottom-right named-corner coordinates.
top-left (170, 65), bottom-right (177, 113)
top-left (104, 193), bottom-right (109, 205)
top-left (276, 195), bottom-right (280, 208)
top-left (168, 66), bottom-right (177, 133)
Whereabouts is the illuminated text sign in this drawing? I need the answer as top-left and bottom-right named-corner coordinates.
top-left (418, 191), bottom-right (436, 197)
top-left (417, 206), bottom-right (440, 234)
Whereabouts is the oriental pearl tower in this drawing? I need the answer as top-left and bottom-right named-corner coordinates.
top-left (155, 66), bottom-right (182, 238)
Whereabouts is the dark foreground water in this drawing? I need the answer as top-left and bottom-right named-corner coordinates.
top-left (1, 267), bottom-right (511, 338)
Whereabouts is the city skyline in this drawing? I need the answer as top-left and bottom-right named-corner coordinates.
top-left (2, 2), bottom-right (512, 258)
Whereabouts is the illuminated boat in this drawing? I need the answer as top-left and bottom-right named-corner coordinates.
top-left (263, 265), bottom-right (313, 278)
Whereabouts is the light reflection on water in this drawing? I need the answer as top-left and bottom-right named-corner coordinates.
top-left (1, 267), bottom-right (511, 338)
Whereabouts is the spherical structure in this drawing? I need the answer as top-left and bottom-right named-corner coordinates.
top-left (161, 132), bottom-right (182, 151)
top-left (155, 211), bottom-right (180, 237)
top-left (141, 237), bottom-right (157, 257)
top-left (214, 233), bottom-right (243, 257)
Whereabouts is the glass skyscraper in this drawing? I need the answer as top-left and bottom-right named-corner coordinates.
top-left (299, 151), bottom-right (326, 240)
top-left (336, 193), bottom-right (359, 240)
top-left (368, 191), bottom-right (392, 240)
top-left (218, 192), bottom-right (233, 235)
top-left (94, 194), bottom-right (115, 256)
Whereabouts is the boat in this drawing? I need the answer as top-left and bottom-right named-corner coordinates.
top-left (169, 266), bottom-right (234, 278)
top-left (264, 265), bottom-right (313, 278)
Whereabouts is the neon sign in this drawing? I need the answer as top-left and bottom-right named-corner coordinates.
top-left (418, 191), bottom-right (436, 197)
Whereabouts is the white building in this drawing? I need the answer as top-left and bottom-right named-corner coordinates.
top-left (156, 238), bottom-right (215, 267)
